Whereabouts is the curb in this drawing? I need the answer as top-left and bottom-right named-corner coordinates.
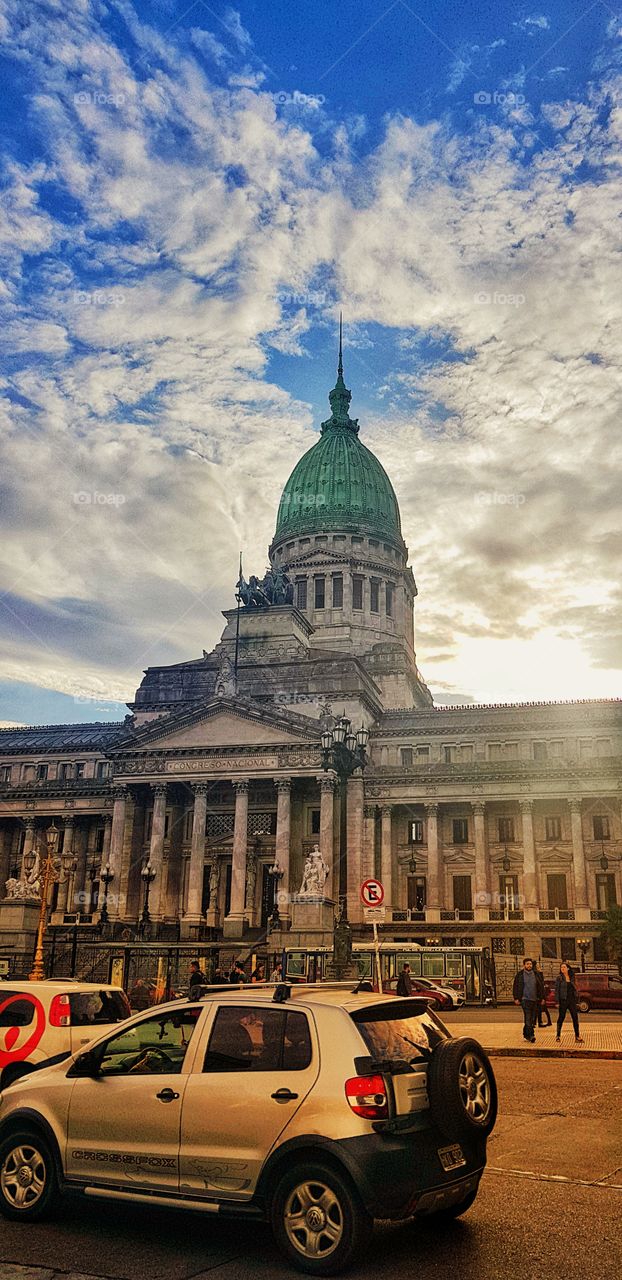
top-left (482, 1047), bottom-right (622, 1060)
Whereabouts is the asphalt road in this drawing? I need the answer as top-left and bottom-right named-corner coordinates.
top-left (1, 1060), bottom-right (621, 1280)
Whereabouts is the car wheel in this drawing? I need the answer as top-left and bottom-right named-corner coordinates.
top-left (0, 1130), bottom-right (59, 1221)
top-left (271, 1161), bottom-right (372, 1276)
top-left (427, 1037), bottom-right (498, 1142)
top-left (428, 999), bottom-right (441, 1011)
top-left (577, 998), bottom-right (591, 1014)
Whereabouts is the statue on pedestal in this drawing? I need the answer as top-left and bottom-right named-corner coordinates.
top-left (298, 845), bottom-right (329, 898)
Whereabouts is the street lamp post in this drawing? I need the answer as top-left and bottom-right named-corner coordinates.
top-left (26, 822), bottom-right (60, 981)
top-left (99, 862), bottom-right (114, 929)
top-left (502, 846), bottom-right (511, 921)
top-left (267, 858), bottom-right (284, 931)
top-left (321, 715), bottom-right (369, 976)
top-left (139, 861), bottom-right (156, 935)
top-left (599, 841), bottom-right (609, 873)
top-left (577, 938), bottom-right (590, 972)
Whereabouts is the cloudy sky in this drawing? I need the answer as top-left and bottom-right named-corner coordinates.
top-left (1, 0), bottom-right (621, 725)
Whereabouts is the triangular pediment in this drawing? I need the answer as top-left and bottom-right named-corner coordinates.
top-left (287, 548), bottom-right (352, 569)
top-left (111, 697), bottom-right (322, 753)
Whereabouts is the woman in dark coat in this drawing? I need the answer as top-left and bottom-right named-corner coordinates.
top-left (554, 962), bottom-right (584, 1043)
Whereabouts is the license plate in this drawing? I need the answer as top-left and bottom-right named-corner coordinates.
top-left (438, 1143), bottom-right (466, 1172)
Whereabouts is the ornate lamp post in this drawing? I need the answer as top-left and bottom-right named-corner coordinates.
top-left (98, 862), bottom-right (114, 929)
top-left (139, 860), bottom-right (156, 934)
top-left (599, 841), bottom-right (609, 873)
top-left (267, 858), bottom-right (284, 931)
top-left (577, 938), bottom-right (590, 972)
top-left (321, 715), bottom-right (369, 975)
top-left (26, 822), bottom-right (60, 981)
top-left (501, 846), bottom-right (511, 921)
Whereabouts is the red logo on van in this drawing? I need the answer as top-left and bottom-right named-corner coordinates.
top-left (0, 993), bottom-right (46, 1067)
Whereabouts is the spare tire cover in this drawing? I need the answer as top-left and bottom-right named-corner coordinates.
top-left (427, 1037), bottom-right (497, 1141)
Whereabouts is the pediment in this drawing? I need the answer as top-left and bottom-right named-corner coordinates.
top-left (287, 548), bottom-right (351, 569)
top-left (113, 697), bottom-right (321, 753)
top-left (537, 847), bottom-right (572, 865)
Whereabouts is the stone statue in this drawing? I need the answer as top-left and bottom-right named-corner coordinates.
top-left (298, 844), bottom-right (329, 898)
top-left (214, 653), bottom-right (236, 698)
top-left (5, 848), bottom-right (42, 901)
top-left (317, 699), bottom-right (335, 730)
top-left (236, 566), bottom-right (294, 609)
top-left (245, 851), bottom-right (257, 909)
top-left (208, 858), bottom-right (221, 905)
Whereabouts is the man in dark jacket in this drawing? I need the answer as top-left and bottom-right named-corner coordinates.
top-left (513, 957), bottom-right (544, 1042)
top-left (396, 964), bottom-right (413, 997)
top-left (188, 960), bottom-right (206, 998)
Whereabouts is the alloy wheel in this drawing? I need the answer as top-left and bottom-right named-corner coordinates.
top-left (283, 1177), bottom-right (344, 1259)
top-left (1, 1143), bottom-right (47, 1211)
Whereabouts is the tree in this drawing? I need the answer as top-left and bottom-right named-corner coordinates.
top-left (599, 905), bottom-right (622, 972)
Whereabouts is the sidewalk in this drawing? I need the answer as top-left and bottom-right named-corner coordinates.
top-left (442, 1014), bottom-right (622, 1058)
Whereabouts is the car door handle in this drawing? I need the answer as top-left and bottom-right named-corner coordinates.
top-left (271, 1088), bottom-right (298, 1103)
top-left (156, 1088), bottom-right (180, 1102)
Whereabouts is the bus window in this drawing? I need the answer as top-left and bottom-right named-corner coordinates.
top-left (422, 955), bottom-right (444, 979)
top-left (354, 953), bottom-right (373, 979)
top-left (286, 952), bottom-right (307, 979)
top-left (446, 956), bottom-right (463, 977)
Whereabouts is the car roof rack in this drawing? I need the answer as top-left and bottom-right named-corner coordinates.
top-left (195, 980), bottom-right (375, 1003)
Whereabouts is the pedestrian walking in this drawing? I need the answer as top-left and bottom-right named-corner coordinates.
top-left (535, 963), bottom-right (552, 1027)
top-left (512, 957), bottom-right (544, 1043)
top-left (396, 964), bottom-right (413, 997)
top-left (554, 962), bottom-right (584, 1043)
top-left (188, 959), bottom-right (206, 998)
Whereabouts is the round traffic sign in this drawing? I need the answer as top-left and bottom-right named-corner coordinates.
top-left (360, 878), bottom-right (384, 907)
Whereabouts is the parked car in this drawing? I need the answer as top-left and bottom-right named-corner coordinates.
top-left (409, 977), bottom-right (466, 1009)
top-left (382, 976), bottom-right (456, 1011)
top-left (574, 972), bottom-right (622, 1013)
top-left (0, 981), bottom-right (131, 1089)
top-left (0, 982), bottom-right (497, 1275)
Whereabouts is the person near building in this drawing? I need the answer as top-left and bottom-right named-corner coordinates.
top-left (188, 960), bottom-right (206, 998)
top-left (229, 960), bottom-right (247, 984)
top-left (513, 957), bottom-right (544, 1043)
top-left (269, 962), bottom-right (283, 982)
top-left (251, 963), bottom-right (265, 983)
top-left (396, 964), bottom-right (413, 997)
top-left (554, 962), bottom-right (584, 1043)
top-left (535, 962), bottom-right (552, 1027)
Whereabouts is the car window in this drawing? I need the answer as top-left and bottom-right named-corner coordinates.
top-left (98, 1008), bottom-right (202, 1076)
top-left (0, 994), bottom-right (35, 1027)
top-left (69, 989), bottom-right (130, 1026)
top-left (203, 1007), bottom-right (312, 1072)
top-left (351, 1002), bottom-right (447, 1063)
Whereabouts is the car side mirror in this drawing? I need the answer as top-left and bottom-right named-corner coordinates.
top-left (67, 1047), bottom-right (102, 1078)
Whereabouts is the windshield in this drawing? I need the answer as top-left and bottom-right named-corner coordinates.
top-left (351, 1002), bottom-right (447, 1063)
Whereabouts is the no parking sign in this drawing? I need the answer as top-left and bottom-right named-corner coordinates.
top-left (360, 878), bottom-right (384, 907)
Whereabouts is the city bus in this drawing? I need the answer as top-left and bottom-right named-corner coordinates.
top-left (280, 942), bottom-right (495, 1004)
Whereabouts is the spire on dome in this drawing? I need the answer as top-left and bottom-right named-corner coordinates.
top-left (322, 312), bottom-right (359, 434)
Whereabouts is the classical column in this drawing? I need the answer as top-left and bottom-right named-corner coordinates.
top-left (380, 806), bottom-right (393, 911)
top-left (72, 822), bottom-right (88, 906)
top-left (362, 806), bottom-right (376, 883)
top-left (55, 817), bottom-right (75, 918)
top-left (520, 800), bottom-right (538, 922)
top-left (223, 780), bottom-right (249, 938)
top-left (107, 786), bottom-right (128, 920)
top-left (275, 779), bottom-right (292, 922)
top-left (101, 813), bottom-right (112, 864)
top-left (186, 783), bottom-right (208, 925)
top-left (347, 772), bottom-right (365, 922)
top-left (147, 784), bottom-right (167, 920)
top-left (569, 798), bottom-right (589, 920)
top-left (472, 802), bottom-right (489, 922)
top-left (425, 803), bottom-right (440, 920)
top-left (319, 776), bottom-right (336, 900)
top-left (19, 817), bottom-right (36, 879)
top-left (0, 826), bottom-right (10, 896)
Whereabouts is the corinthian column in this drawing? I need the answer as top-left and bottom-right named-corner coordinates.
top-left (347, 773), bottom-right (364, 922)
top-left (570, 798), bottom-right (589, 920)
top-left (107, 787), bottom-right (127, 920)
top-left (318, 776), bottom-right (336, 900)
top-left (186, 783), bottom-right (208, 925)
top-left (520, 799), bottom-right (538, 922)
top-left (147, 784), bottom-right (167, 921)
top-left (425, 804), bottom-right (440, 920)
top-left (55, 817), bottom-right (75, 918)
top-left (472, 802), bottom-right (489, 921)
top-left (381, 806), bottom-right (393, 912)
top-left (224, 780), bottom-right (249, 939)
top-left (275, 779), bottom-right (292, 923)
top-left (19, 817), bottom-right (36, 880)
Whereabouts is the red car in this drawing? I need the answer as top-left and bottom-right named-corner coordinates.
top-left (382, 976), bottom-right (455, 1011)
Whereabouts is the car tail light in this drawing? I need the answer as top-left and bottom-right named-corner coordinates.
top-left (49, 994), bottom-right (71, 1027)
top-left (345, 1074), bottom-right (389, 1120)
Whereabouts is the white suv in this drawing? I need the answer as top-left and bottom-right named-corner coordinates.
top-left (0, 981), bottom-right (131, 1088)
top-left (0, 983), bottom-right (497, 1275)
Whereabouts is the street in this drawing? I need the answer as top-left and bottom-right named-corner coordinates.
top-left (0, 1059), bottom-right (620, 1280)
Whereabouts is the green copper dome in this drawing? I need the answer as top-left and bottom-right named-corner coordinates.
top-left (274, 326), bottom-right (403, 546)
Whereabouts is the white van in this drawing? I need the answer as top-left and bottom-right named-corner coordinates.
top-left (0, 981), bottom-right (130, 1087)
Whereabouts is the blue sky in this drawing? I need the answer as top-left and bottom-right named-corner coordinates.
top-left (1, 0), bottom-right (621, 724)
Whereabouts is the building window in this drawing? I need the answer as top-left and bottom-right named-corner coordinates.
top-left (505, 742), bottom-right (519, 759)
top-left (443, 745), bottom-right (457, 763)
top-left (453, 875), bottom-right (472, 912)
top-left (548, 740), bottom-right (564, 758)
top-left (542, 937), bottom-right (558, 959)
top-left (488, 743), bottom-right (504, 761)
top-left (547, 873), bottom-right (568, 911)
top-left (352, 536), bottom-right (364, 547)
top-left (1, 766), bottom-right (11, 782)
top-left (400, 748), bottom-right (413, 767)
top-left (164, 812), bottom-right (170, 839)
top-left (596, 874), bottom-right (617, 910)
top-left (596, 738), bottom-right (612, 756)
top-left (314, 536), bottom-right (328, 545)
top-left (96, 761), bottom-right (111, 779)
top-left (593, 815), bottom-right (610, 841)
top-left (415, 746), bottom-right (429, 761)
top-left (21, 764), bottom-right (36, 781)
top-left (407, 876), bottom-right (426, 911)
top-left (369, 538), bottom-right (379, 548)
top-left (58, 762), bottom-right (71, 780)
top-left (352, 576), bottom-right (363, 610)
top-left (295, 578), bottom-right (307, 610)
top-left (36, 763), bottom-right (48, 781)
top-left (95, 827), bottom-right (105, 853)
top-left (370, 579), bottom-right (380, 613)
top-left (332, 575), bottom-right (343, 608)
top-left (579, 739), bottom-right (592, 758)
top-left (533, 741), bottom-right (547, 761)
top-left (410, 820), bottom-right (424, 844)
top-left (509, 937), bottom-right (525, 956)
top-left (545, 816), bottom-right (562, 841)
top-left (385, 582), bottom-right (394, 617)
top-left (452, 818), bottom-right (469, 844)
top-left (75, 762), bottom-right (85, 779)
top-left (498, 816), bottom-right (515, 843)
top-left (560, 937), bottom-right (576, 962)
top-left (306, 809), bottom-right (321, 837)
top-left (314, 577), bottom-right (325, 609)
top-left (492, 937), bottom-right (507, 954)
top-left (499, 875), bottom-right (519, 910)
